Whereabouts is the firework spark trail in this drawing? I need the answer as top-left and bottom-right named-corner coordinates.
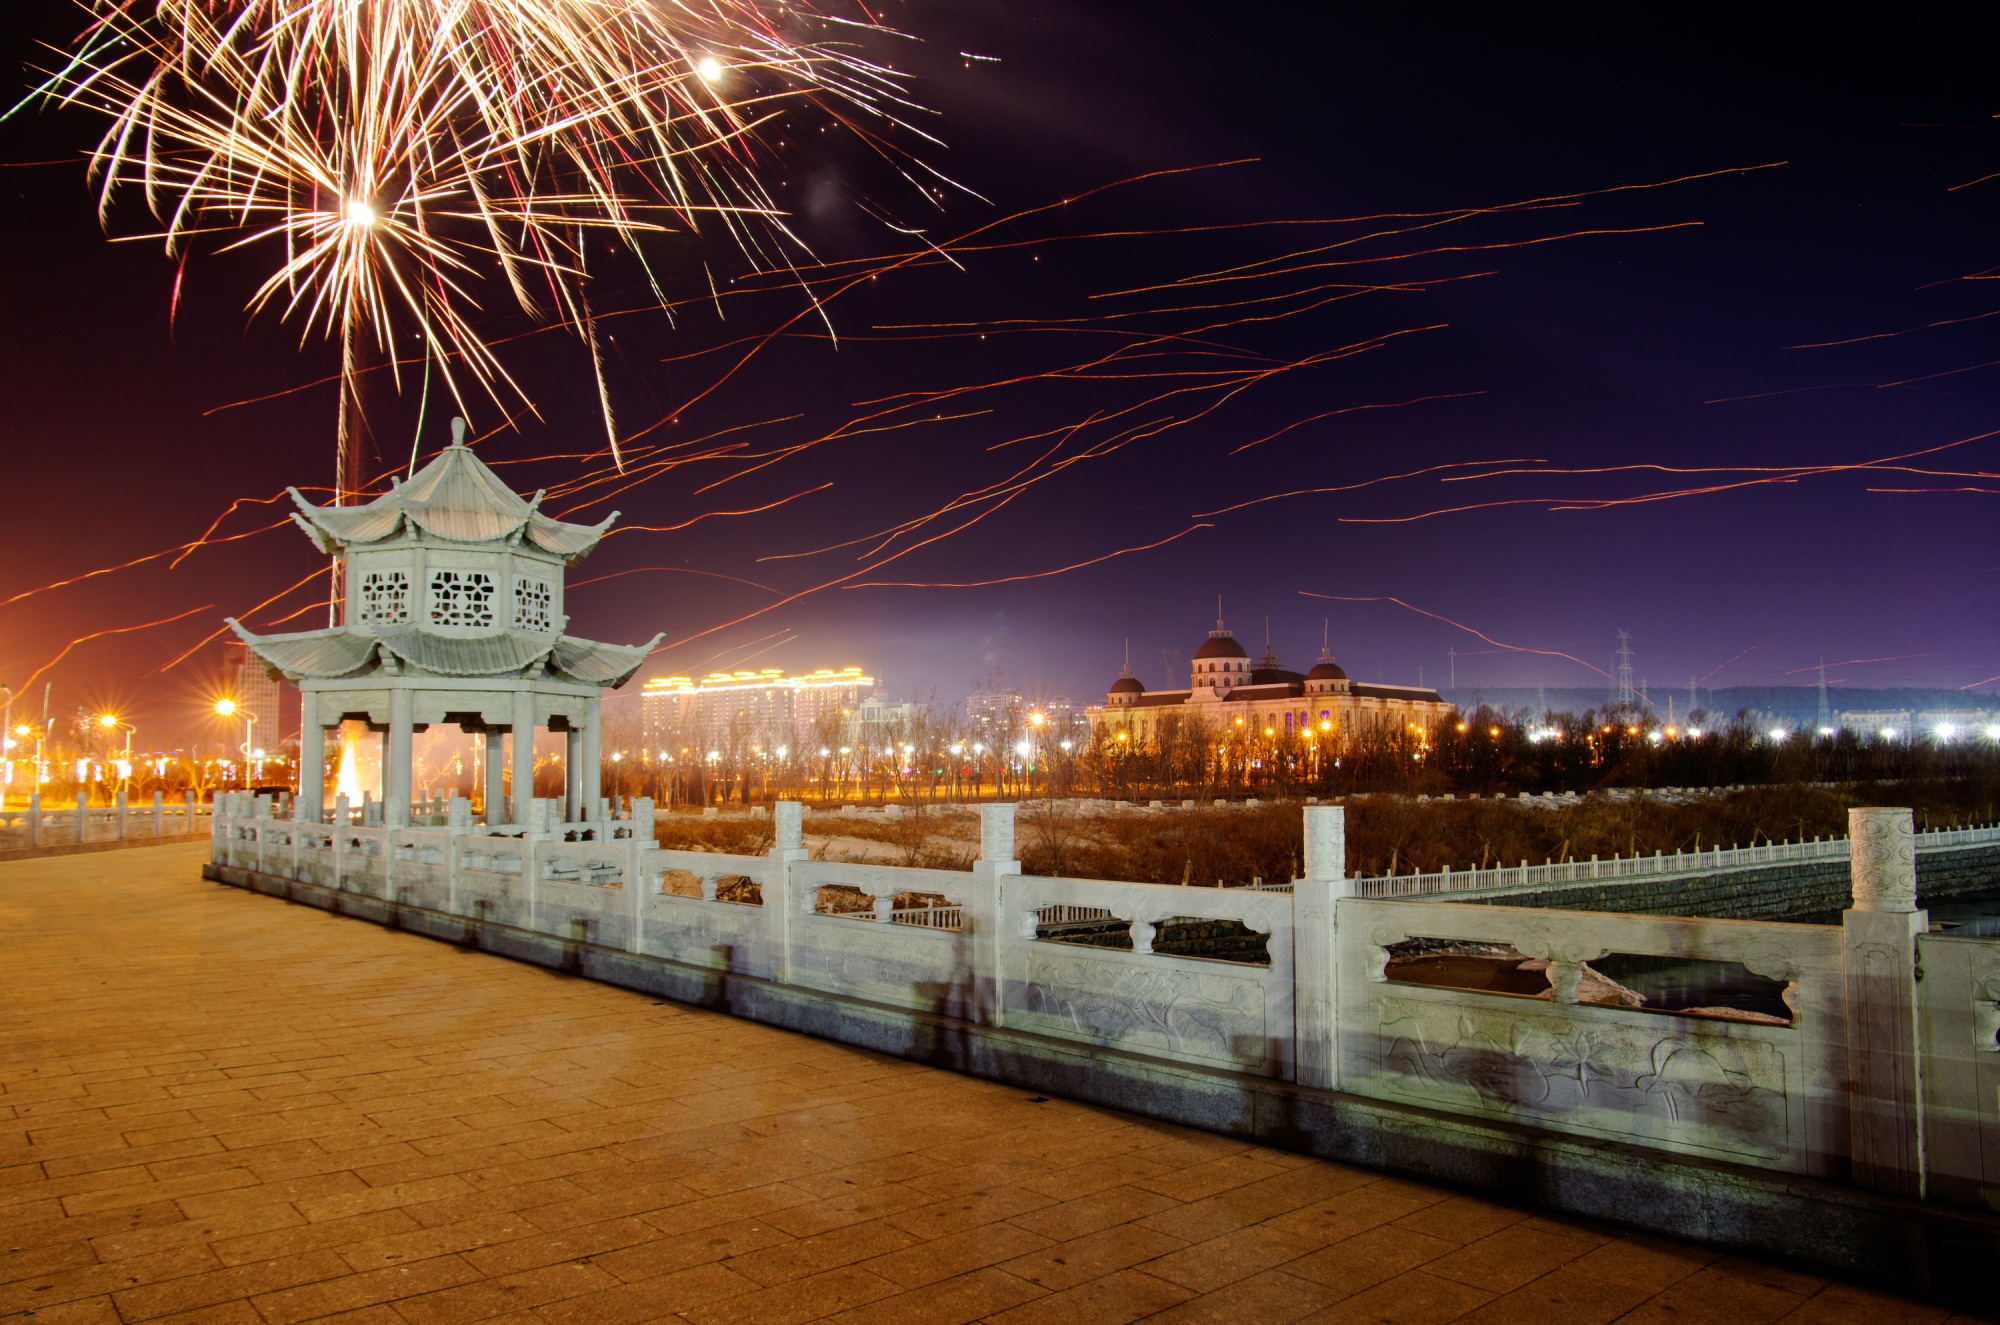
top-left (27, 0), bottom-right (935, 467)
top-left (567, 565), bottom-right (780, 594)
top-left (0, 518), bottom-right (291, 611)
top-left (1335, 428), bottom-right (2000, 523)
top-left (849, 523), bottom-right (1216, 589)
top-left (16, 605), bottom-right (214, 693)
top-left (4, 158), bottom-right (1764, 681)
top-left (153, 565), bottom-right (335, 674)
top-left (1783, 654), bottom-right (1938, 673)
top-left (1697, 646), bottom-right (1757, 684)
top-left (1297, 591), bottom-right (1614, 681)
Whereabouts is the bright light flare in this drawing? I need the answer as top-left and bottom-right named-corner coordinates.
top-left (344, 199), bottom-right (377, 227)
top-left (214, 699), bottom-right (237, 717)
top-left (698, 56), bottom-right (725, 82)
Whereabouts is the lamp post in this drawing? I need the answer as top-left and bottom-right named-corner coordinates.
top-left (0, 686), bottom-right (12, 804)
top-left (97, 714), bottom-right (135, 795)
top-left (214, 699), bottom-right (255, 789)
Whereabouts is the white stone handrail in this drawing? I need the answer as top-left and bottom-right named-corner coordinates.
top-left (1, 793), bottom-right (213, 846)
top-left (1352, 822), bottom-right (2000, 899)
top-left (206, 795), bottom-right (2000, 1209)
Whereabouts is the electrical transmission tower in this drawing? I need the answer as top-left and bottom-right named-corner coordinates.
top-left (1615, 631), bottom-right (1635, 708)
top-left (1817, 662), bottom-right (1831, 733)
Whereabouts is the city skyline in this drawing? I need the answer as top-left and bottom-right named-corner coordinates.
top-left (4, 4), bottom-right (1999, 749)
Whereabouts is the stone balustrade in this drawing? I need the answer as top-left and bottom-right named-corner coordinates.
top-left (207, 793), bottom-right (2000, 1214)
top-left (1, 791), bottom-right (211, 848)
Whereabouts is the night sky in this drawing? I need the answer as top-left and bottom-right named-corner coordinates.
top-left (4, 3), bottom-right (1999, 745)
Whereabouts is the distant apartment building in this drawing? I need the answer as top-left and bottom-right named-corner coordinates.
top-left (642, 667), bottom-right (874, 752)
top-left (224, 639), bottom-right (289, 754)
top-left (963, 688), bottom-right (1020, 735)
top-left (960, 689), bottom-right (1083, 741)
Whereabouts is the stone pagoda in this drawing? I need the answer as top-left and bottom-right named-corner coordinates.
top-left (231, 419), bottom-right (660, 829)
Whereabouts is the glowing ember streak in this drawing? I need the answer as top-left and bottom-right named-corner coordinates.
top-left (1297, 592), bottom-right (1612, 681)
top-left (850, 523), bottom-right (1216, 588)
top-left (16, 605), bottom-right (214, 693)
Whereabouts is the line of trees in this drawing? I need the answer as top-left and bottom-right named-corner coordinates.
top-left (620, 700), bottom-right (2000, 808)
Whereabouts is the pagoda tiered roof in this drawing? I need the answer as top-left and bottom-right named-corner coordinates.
top-left (288, 438), bottom-right (615, 564)
top-left (228, 621), bottom-right (659, 687)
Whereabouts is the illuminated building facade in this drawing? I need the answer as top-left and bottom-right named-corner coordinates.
top-left (642, 667), bottom-right (874, 751)
top-left (1087, 617), bottom-right (1452, 747)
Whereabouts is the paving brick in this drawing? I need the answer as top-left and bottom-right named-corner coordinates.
top-left (0, 843), bottom-right (1961, 1325)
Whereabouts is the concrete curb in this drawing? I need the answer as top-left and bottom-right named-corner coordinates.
top-left (205, 860), bottom-right (2000, 1309)
top-left (0, 833), bottom-right (208, 864)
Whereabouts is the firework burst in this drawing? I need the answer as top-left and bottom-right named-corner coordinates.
top-left (26, 0), bottom-right (930, 488)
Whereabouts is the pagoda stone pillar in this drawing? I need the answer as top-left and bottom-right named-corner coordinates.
top-left (298, 719), bottom-right (326, 823)
top-left (565, 726), bottom-right (583, 823)
top-left (511, 690), bottom-right (535, 827)
top-left (387, 689), bottom-right (414, 827)
top-left (581, 702), bottom-right (602, 817)
top-left (483, 729), bottom-right (505, 825)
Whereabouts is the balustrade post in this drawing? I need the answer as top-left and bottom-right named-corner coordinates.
top-left (332, 795), bottom-right (350, 888)
top-left (1295, 804), bottom-right (1351, 1090)
top-left (152, 790), bottom-right (163, 838)
top-left (967, 803), bottom-right (1020, 1027)
top-left (1843, 806), bottom-right (1927, 1198)
top-left (762, 801), bottom-right (809, 983)
top-left (116, 790), bottom-right (128, 841)
top-left (75, 789), bottom-right (89, 845)
top-left (26, 792), bottom-right (38, 848)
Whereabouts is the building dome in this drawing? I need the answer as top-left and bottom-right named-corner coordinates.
top-left (1193, 632), bottom-right (1247, 660)
top-left (1306, 659), bottom-right (1348, 682)
top-left (1109, 674), bottom-right (1145, 696)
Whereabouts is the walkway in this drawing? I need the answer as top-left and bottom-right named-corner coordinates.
top-left (0, 844), bottom-right (1982, 1325)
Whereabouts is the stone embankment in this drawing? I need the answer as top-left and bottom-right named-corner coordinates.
top-left (1462, 842), bottom-right (2000, 919)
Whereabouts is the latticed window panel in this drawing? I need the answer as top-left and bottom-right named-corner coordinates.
top-left (428, 570), bottom-right (496, 627)
top-left (512, 577), bottom-right (554, 632)
top-left (358, 570), bottom-right (410, 624)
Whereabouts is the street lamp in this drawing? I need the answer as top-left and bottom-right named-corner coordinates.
top-left (97, 714), bottom-right (135, 789)
top-left (215, 699), bottom-right (255, 788)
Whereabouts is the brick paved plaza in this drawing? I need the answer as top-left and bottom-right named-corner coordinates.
top-left (0, 843), bottom-right (1985, 1324)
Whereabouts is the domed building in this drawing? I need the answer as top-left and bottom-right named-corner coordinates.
top-left (1087, 615), bottom-right (1451, 748)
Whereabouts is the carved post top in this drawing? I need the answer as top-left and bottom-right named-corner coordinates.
top-left (1304, 804), bottom-right (1347, 885)
top-left (1849, 806), bottom-right (1917, 914)
top-left (979, 803), bottom-right (1016, 864)
top-left (773, 800), bottom-right (803, 852)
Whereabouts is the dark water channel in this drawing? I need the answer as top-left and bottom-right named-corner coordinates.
top-left (1796, 888), bottom-right (2000, 934)
top-left (1588, 954), bottom-right (1792, 1021)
